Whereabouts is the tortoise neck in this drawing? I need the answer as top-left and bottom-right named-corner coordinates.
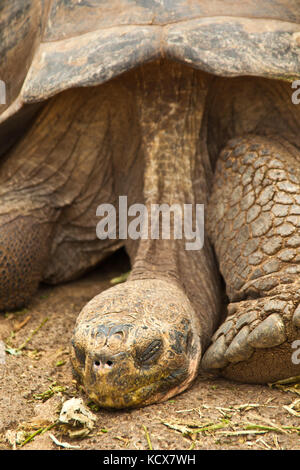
top-left (122, 61), bottom-right (220, 346)
top-left (125, 61), bottom-right (209, 279)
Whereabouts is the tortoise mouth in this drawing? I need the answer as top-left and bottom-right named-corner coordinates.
top-left (71, 330), bottom-right (201, 409)
top-left (79, 351), bottom-right (201, 409)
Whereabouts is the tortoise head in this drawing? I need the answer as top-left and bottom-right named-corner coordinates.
top-left (71, 279), bottom-right (201, 409)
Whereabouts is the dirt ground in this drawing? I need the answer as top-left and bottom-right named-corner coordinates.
top-left (0, 250), bottom-right (299, 451)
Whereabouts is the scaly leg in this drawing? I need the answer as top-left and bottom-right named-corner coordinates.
top-left (202, 135), bottom-right (300, 382)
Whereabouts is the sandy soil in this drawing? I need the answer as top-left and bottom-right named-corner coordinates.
top-left (0, 251), bottom-right (299, 451)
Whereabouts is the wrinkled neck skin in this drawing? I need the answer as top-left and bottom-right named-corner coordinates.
top-left (120, 62), bottom-right (222, 349)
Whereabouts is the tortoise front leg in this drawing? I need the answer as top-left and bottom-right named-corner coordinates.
top-left (202, 135), bottom-right (300, 382)
top-left (0, 206), bottom-right (56, 311)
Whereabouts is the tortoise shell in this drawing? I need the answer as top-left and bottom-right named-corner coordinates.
top-left (1, 0), bottom-right (300, 126)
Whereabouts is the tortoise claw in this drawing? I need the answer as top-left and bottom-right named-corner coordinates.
top-left (201, 335), bottom-right (228, 370)
top-left (224, 326), bottom-right (253, 363)
top-left (247, 314), bottom-right (286, 349)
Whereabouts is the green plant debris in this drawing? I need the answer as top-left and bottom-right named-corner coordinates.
top-left (243, 423), bottom-right (288, 434)
top-left (143, 425), bottom-right (153, 450)
top-left (19, 423), bottom-right (57, 447)
top-left (5, 346), bottom-right (22, 356)
top-left (97, 428), bottom-right (109, 434)
top-left (218, 430), bottom-right (268, 437)
top-left (163, 414), bottom-right (300, 442)
top-left (39, 294), bottom-right (50, 300)
top-left (163, 419), bottom-right (230, 437)
top-left (6, 318), bottom-right (49, 355)
top-left (269, 376), bottom-right (300, 395)
top-left (269, 375), bottom-right (300, 385)
top-left (17, 317), bottom-right (49, 351)
top-left (33, 382), bottom-right (66, 402)
top-left (55, 360), bottom-right (66, 367)
top-left (5, 330), bottom-right (15, 345)
top-left (5, 308), bottom-right (28, 318)
top-left (276, 75), bottom-right (300, 83)
top-left (188, 441), bottom-right (196, 450)
top-left (244, 422), bottom-right (300, 434)
top-left (87, 401), bottom-right (101, 412)
top-left (110, 271), bottom-right (130, 285)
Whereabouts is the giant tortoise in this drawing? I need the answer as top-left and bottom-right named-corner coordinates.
top-left (1, 0), bottom-right (300, 408)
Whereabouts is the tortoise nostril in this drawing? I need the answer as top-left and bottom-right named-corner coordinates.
top-left (93, 359), bottom-right (114, 369)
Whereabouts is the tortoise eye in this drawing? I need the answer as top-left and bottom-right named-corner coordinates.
top-left (136, 339), bottom-right (163, 366)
